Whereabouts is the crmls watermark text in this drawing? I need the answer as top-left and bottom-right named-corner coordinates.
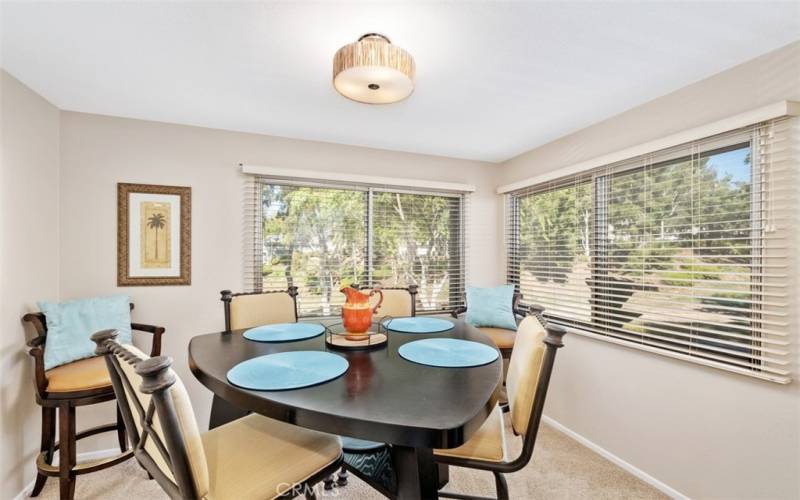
top-left (276, 481), bottom-right (341, 497)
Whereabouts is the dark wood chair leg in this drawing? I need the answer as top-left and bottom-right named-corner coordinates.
top-left (209, 394), bottom-right (250, 429)
top-left (438, 463), bottom-right (450, 489)
top-left (116, 404), bottom-right (127, 452)
top-left (59, 403), bottom-right (76, 500)
top-left (493, 471), bottom-right (509, 500)
top-left (336, 465), bottom-right (348, 486)
top-left (323, 475), bottom-right (335, 490)
top-left (31, 472), bottom-right (48, 497)
top-left (31, 406), bottom-right (56, 497)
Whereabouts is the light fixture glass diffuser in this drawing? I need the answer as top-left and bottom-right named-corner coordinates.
top-left (333, 34), bottom-right (415, 104)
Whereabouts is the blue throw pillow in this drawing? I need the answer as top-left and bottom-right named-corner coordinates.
top-left (465, 285), bottom-right (518, 331)
top-left (39, 295), bottom-right (132, 370)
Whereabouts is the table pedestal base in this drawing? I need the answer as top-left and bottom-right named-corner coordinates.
top-left (392, 445), bottom-right (439, 499)
top-left (209, 395), bottom-right (249, 429)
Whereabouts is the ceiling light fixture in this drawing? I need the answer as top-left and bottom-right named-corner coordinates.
top-left (333, 33), bottom-right (415, 104)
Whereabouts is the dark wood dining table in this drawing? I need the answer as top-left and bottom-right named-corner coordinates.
top-left (188, 316), bottom-right (502, 499)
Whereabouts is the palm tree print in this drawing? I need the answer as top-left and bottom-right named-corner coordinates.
top-left (147, 213), bottom-right (167, 260)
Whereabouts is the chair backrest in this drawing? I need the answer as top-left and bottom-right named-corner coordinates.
top-left (220, 288), bottom-right (298, 332)
top-left (91, 330), bottom-right (209, 499)
top-left (363, 285), bottom-right (418, 319)
top-left (506, 316), bottom-right (547, 435)
top-left (504, 316), bottom-right (566, 471)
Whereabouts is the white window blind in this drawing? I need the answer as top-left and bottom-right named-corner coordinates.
top-left (245, 178), bottom-right (468, 317)
top-left (506, 118), bottom-right (797, 383)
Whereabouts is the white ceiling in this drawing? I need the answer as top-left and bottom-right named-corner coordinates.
top-left (2, 2), bottom-right (798, 163)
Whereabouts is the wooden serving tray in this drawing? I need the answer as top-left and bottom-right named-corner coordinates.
top-left (326, 332), bottom-right (388, 350)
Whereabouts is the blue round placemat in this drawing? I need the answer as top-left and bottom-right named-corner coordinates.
top-left (243, 322), bottom-right (325, 342)
top-left (382, 317), bottom-right (454, 333)
top-left (227, 351), bottom-right (348, 391)
top-left (398, 338), bottom-right (499, 368)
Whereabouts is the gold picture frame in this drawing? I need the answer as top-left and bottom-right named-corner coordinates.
top-left (118, 183), bottom-right (191, 286)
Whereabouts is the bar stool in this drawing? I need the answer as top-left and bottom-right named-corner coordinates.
top-left (22, 303), bottom-right (164, 499)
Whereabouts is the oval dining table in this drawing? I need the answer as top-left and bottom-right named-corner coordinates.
top-left (188, 316), bottom-right (502, 500)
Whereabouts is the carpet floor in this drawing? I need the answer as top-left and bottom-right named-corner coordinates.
top-left (34, 417), bottom-right (666, 499)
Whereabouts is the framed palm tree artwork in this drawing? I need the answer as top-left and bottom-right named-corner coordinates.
top-left (118, 183), bottom-right (191, 286)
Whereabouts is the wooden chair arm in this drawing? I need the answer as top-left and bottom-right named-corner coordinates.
top-left (527, 303), bottom-right (546, 315)
top-left (22, 313), bottom-right (49, 397)
top-left (517, 303), bottom-right (547, 325)
top-left (22, 312), bottom-right (48, 337)
top-left (131, 323), bottom-right (166, 357)
top-left (450, 306), bottom-right (466, 318)
top-left (26, 335), bottom-right (45, 348)
top-left (26, 343), bottom-right (48, 397)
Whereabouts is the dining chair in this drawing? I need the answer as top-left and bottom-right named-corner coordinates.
top-left (434, 316), bottom-right (567, 500)
top-left (452, 292), bottom-right (545, 409)
top-left (91, 329), bottom-right (344, 500)
top-left (220, 287), bottom-right (299, 332)
top-left (22, 303), bottom-right (165, 500)
top-left (450, 291), bottom-right (539, 357)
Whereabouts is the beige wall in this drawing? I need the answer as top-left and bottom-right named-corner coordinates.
top-left (57, 111), bottom-right (501, 443)
top-left (498, 41), bottom-right (800, 498)
top-left (0, 71), bottom-right (60, 498)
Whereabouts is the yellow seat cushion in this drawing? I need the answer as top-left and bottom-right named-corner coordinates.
top-left (202, 414), bottom-right (342, 500)
top-left (45, 356), bottom-right (111, 393)
top-left (478, 327), bottom-right (517, 350)
top-left (434, 405), bottom-right (507, 463)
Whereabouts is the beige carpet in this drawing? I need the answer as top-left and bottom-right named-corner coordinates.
top-left (34, 418), bottom-right (665, 499)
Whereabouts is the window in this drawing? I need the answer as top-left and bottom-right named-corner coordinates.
top-left (507, 119), bottom-right (795, 383)
top-left (246, 180), bottom-right (467, 317)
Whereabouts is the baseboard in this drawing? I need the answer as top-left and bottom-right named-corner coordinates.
top-left (12, 448), bottom-right (119, 500)
top-left (12, 478), bottom-right (35, 500)
top-left (542, 415), bottom-right (688, 500)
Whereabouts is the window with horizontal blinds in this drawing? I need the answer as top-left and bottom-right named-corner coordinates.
top-left (371, 190), bottom-right (466, 311)
top-left (506, 118), bottom-right (796, 383)
top-left (245, 179), bottom-right (467, 317)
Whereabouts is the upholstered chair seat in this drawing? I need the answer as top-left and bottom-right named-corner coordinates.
top-left (475, 327), bottom-right (517, 350)
top-left (44, 356), bottom-right (112, 393)
top-left (434, 405), bottom-right (507, 463)
top-left (202, 414), bottom-right (342, 500)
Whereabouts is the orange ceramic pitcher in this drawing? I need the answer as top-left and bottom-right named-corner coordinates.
top-left (341, 286), bottom-right (383, 340)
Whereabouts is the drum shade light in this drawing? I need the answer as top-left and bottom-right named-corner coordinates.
top-left (333, 33), bottom-right (415, 104)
